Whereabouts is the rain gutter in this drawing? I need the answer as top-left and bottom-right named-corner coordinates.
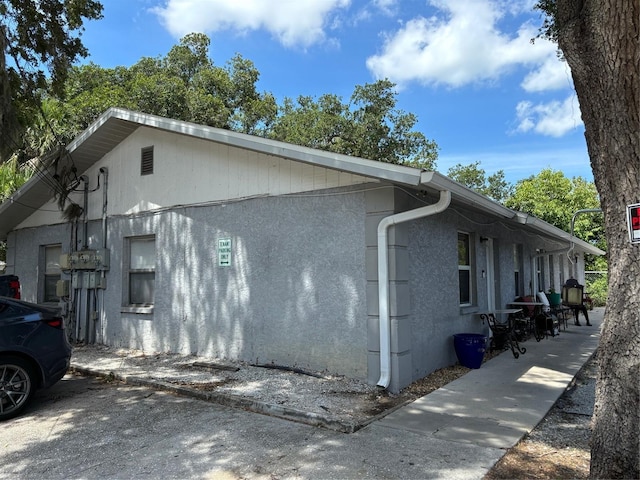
top-left (376, 172), bottom-right (516, 389)
top-left (514, 212), bottom-right (605, 256)
top-left (376, 189), bottom-right (451, 388)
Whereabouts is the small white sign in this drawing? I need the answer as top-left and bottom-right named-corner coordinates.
top-left (218, 238), bottom-right (232, 266)
top-left (627, 204), bottom-right (640, 244)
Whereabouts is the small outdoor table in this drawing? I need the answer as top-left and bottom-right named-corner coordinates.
top-left (508, 301), bottom-right (545, 340)
top-left (478, 309), bottom-right (526, 358)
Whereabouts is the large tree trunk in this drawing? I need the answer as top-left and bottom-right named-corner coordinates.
top-left (555, 1), bottom-right (639, 478)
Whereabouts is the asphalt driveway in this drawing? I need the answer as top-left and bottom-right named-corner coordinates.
top-left (3, 373), bottom-right (499, 479)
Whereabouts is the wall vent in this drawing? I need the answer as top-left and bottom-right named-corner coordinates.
top-left (141, 146), bottom-right (154, 175)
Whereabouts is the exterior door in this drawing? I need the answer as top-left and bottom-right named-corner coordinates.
top-left (485, 238), bottom-right (496, 311)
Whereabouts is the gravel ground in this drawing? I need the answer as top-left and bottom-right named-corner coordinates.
top-left (71, 344), bottom-right (479, 430)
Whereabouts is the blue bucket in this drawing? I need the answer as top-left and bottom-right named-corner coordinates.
top-left (453, 333), bottom-right (487, 369)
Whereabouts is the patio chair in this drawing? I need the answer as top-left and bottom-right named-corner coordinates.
top-left (562, 279), bottom-right (592, 326)
top-left (512, 295), bottom-right (551, 341)
top-left (482, 312), bottom-right (526, 358)
top-left (537, 291), bottom-right (567, 331)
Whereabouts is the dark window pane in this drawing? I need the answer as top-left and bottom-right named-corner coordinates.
top-left (130, 272), bottom-right (155, 305)
top-left (458, 233), bottom-right (469, 265)
top-left (44, 275), bottom-right (60, 302)
top-left (459, 270), bottom-right (470, 304)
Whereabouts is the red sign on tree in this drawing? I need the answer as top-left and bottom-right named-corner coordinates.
top-left (628, 204), bottom-right (640, 243)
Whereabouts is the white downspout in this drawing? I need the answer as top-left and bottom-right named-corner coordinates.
top-left (377, 190), bottom-right (451, 388)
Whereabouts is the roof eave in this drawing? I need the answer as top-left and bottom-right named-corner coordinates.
top-left (420, 171), bottom-right (516, 218)
top-left (101, 108), bottom-right (426, 187)
top-left (513, 212), bottom-right (605, 256)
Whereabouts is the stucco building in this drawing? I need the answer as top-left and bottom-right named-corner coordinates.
top-left (0, 108), bottom-right (603, 392)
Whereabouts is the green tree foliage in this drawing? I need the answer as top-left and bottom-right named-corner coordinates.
top-left (4, 33), bottom-right (437, 215)
top-left (0, 0), bottom-right (103, 162)
top-left (0, 156), bottom-right (33, 202)
top-left (270, 80), bottom-right (439, 169)
top-left (0, 156), bottom-right (34, 261)
top-left (446, 161), bottom-right (513, 203)
top-left (505, 169), bottom-right (603, 241)
top-left (587, 272), bottom-right (608, 307)
top-left (505, 168), bottom-right (605, 270)
top-left (44, 33), bottom-right (277, 145)
top-left (38, 37), bottom-right (435, 168)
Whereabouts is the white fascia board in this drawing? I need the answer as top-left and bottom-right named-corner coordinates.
top-left (66, 108), bottom-right (118, 153)
top-left (514, 212), bottom-right (605, 256)
top-left (420, 171), bottom-right (604, 256)
top-left (420, 171), bottom-right (515, 218)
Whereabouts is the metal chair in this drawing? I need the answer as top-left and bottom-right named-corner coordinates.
top-left (480, 312), bottom-right (526, 359)
top-left (513, 296), bottom-right (545, 341)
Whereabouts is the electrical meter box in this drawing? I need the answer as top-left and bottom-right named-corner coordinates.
top-left (95, 248), bottom-right (110, 271)
top-left (68, 250), bottom-right (96, 269)
top-left (61, 249), bottom-right (110, 270)
top-left (59, 254), bottom-right (71, 270)
top-left (56, 280), bottom-right (70, 297)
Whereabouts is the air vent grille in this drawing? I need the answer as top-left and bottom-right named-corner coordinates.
top-left (141, 146), bottom-right (154, 175)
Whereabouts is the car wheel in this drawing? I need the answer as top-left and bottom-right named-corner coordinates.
top-left (0, 356), bottom-right (35, 421)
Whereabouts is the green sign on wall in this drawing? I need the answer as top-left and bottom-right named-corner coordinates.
top-left (218, 238), bottom-right (232, 266)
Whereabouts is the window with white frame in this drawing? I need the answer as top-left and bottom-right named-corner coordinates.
top-left (458, 232), bottom-right (472, 306)
top-left (126, 236), bottom-right (156, 306)
top-left (43, 245), bottom-right (62, 302)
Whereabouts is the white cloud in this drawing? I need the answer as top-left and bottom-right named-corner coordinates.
top-left (515, 94), bottom-right (583, 137)
top-left (373, 0), bottom-right (398, 15)
top-left (366, 0), bottom-right (557, 88)
top-left (521, 55), bottom-right (572, 92)
top-left (152, 0), bottom-right (351, 48)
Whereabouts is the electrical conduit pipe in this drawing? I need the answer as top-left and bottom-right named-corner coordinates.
top-left (377, 190), bottom-right (451, 389)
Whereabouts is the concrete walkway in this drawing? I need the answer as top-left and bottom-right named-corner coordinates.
top-left (374, 307), bottom-right (601, 451)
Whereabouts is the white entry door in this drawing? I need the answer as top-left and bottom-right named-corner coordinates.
top-left (485, 238), bottom-right (496, 311)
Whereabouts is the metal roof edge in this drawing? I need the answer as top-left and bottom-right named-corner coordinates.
top-left (513, 212), bottom-right (605, 256)
top-left (104, 109), bottom-right (424, 186)
top-left (420, 172), bottom-right (604, 256)
top-left (420, 171), bottom-right (515, 218)
top-left (0, 109), bottom-right (608, 257)
top-left (0, 163), bottom-right (56, 237)
top-left (65, 107), bottom-right (126, 153)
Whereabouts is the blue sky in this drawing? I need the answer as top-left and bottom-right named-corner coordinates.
top-left (78, 0), bottom-right (593, 184)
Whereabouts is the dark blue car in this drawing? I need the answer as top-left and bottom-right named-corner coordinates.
top-left (0, 297), bottom-right (72, 420)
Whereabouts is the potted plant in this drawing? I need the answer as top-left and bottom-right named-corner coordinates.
top-left (548, 287), bottom-right (562, 306)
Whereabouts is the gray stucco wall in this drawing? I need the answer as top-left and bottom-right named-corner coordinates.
top-left (7, 182), bottom-right (588, 391)
top-left (368, 188), bottom-right (583, 390)
top-left (7, 223), bottom-right (72, 304)
top-left (100, 189), bottom-right (370, 379)
top-left (7, 187), bottom-right (370, 379)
